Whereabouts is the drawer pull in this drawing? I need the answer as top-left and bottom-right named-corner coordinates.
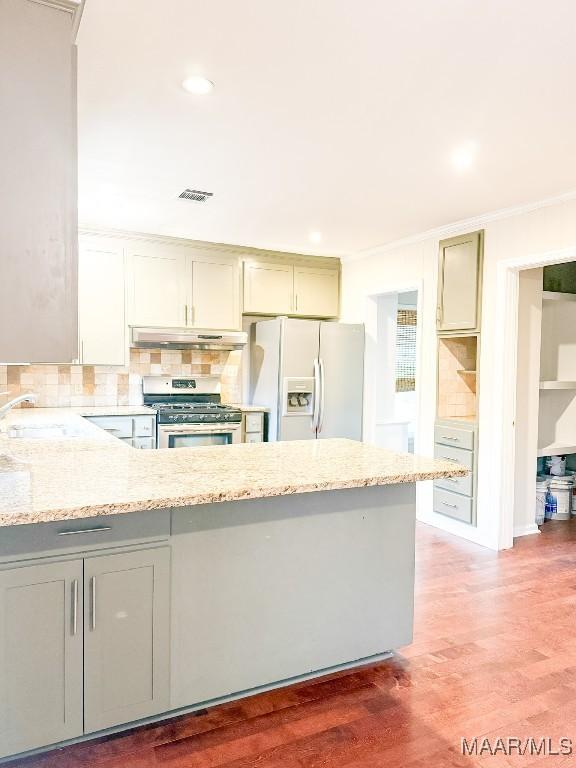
top-left (71, 579), bottom-right (78, 636)
top-left (442, 501), bottom-right (458, 509)
top-left (58, 526), bottom-right (112, 537)
top-left (439, 456), bottom-right (456, 462)
top-left (441, 436), bottom-right (460, 441)
top-left (91, 576), bottom-right (97, 630)
top-left (444, 477), bottom-right (458, 483)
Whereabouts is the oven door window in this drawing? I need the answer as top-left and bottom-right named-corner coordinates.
top-left (168, 432), bottom-right (233, 448)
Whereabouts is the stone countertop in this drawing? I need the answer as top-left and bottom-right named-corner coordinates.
top-left (0, 409), bottom-right (468, 527)
top-left (57, 405), bottom-right (157, 417)
top-left (226, 404), bottom-right (269, 412)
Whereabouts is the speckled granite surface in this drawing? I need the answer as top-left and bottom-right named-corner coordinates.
top-left (0, 409), bottom-right (467, 527)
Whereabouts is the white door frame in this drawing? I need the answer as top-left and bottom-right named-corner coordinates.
top-left (496, 246), bottom-right (576, 549)
top-left (363, 280), bottom-right (424, 448)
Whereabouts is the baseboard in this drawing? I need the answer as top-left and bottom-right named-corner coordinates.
top-left (416, 510), bottom-right (497, 550)
top-left (513, 523), bottom-right (541, 538)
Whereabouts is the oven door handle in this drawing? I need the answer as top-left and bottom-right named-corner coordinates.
top-left (159, 425), bottom-right (241, 434)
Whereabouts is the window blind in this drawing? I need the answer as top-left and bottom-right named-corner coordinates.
top-left (395, 309), bottom-right (416, 392)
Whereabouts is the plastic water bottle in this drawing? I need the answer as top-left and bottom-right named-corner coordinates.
top-left (545, 489), bottom-right (557, 520)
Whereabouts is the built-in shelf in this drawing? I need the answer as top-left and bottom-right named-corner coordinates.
top-left (542, 291), bottom-right (576, 302)
top-left (539, 381), bottom-right (576, 390)
top-left (537, 442), bottom-right (576, 458)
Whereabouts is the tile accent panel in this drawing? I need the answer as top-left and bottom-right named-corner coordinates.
top-left (0, 349), bottom-right (242, 408)
top-left (437, 336), bottom-right (478, 420)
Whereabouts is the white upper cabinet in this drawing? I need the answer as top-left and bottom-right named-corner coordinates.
top-left (437, 231), bottom-right (483, 334)
top-left (191, 259), bottom-right (241, 330)
top-left (79, 237), bottom-right (125, 365)
top-left (126, 241), bottom-right (241, 330)
top-left (0, 0), bottom-right (78, 363)
top-left (243, 259), bottom-right (340, 318)
top-left (127, 243), bottom-right (189, 328)
top-left (293, 266), bottom-right (339, 318)
top-left (243, 261), bottom-right (294, 315)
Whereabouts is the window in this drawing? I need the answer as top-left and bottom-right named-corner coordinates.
top-left (395, 309), bottom-right (416, 392)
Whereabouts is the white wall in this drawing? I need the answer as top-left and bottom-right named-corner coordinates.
top-left (513, 268), bottom-right (542, 538)
top-left (342, 195), bottom-right (576, 549)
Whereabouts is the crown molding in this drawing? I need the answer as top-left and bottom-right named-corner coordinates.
top-left (344, 187), bottom-right (576, 263)
top-left (78, 226), bottom-right (342, 268)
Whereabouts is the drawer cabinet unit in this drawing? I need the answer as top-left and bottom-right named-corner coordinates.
top-left (79, 237), bottom-right (126, 366)
top-left (433, 421), bottom-right (477, 526)
top-left (434, 424), bottom-right (474, 451)
top-left (243, 258), bottom-right (340, 318)
top-left (433, 488), bottom-right (473, 524)
top-left (437, 231), bottom-right (483, 334)
top-left (0, 560), bottom-right (84, 758)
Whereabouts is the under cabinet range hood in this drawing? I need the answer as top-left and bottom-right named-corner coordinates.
top-left (130, 327), bottom-right (247, 351)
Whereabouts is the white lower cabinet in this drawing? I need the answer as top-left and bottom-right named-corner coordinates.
top-left (0, 546), bottom-right (170, 758)
top-left (0, 560), bottom-right (84, 758)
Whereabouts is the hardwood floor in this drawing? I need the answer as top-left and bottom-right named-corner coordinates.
top-left (9, 520), bottom-right (576, 768)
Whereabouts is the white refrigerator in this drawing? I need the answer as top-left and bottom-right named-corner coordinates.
top-left (251, 317), bottom-right (364, 441)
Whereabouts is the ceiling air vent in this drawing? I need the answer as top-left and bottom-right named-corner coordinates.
top-left (178, 188), bottom-right (213, 202)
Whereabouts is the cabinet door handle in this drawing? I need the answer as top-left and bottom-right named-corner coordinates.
top-left (190, 305), bottom-right (194, 325)
top-left (295, 294), bottom-right (298, 312)
top-left (91, 576), bottom-right (97, 631)
top-left (57, 526), bottom-right (112, 536)
top-left (71, 579), bottom-right (78, 636)
top-left (184, 304), bottom-right (188, 325)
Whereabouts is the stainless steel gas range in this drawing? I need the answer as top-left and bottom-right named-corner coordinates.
top-left (143, 376), bottom-right (242, 449)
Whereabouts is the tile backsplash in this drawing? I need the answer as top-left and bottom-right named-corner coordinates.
top-left (437, 336), bottom-right (477, 420)
top-left (0, 349), bottom-right (243, 408)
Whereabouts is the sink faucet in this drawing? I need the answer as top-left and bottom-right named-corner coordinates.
top-left (0, 393), bottom-right (37, 421)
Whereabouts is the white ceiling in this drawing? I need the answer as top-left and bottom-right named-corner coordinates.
top-left (77, 0), bottom-right (576, 256)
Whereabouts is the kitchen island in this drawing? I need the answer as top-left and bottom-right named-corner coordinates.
top-left (0, 409), bottom-right (466, 761)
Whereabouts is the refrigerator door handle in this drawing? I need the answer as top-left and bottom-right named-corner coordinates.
top-left (318, 357), bottom-right (326, 433)
top-left (312, 358), bottom-right (321, 431)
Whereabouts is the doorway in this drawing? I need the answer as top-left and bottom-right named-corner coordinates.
top-left (494, 246), bottom-right (576, 549)
top-left (370, 290), bottom-right (420, 453)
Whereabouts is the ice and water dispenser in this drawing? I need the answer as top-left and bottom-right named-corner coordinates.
top-left (282, 377), bottom-right (314, 416)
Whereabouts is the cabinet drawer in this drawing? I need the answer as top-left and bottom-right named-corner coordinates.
top-left (245, 432), bottom-right (263, 443)
top-left (0, 510), bottom-right (170, 563)
top-left (434, 472), bottom-right (473, 497)
top-left (85, 415), bottom-right (133, 439)
top-left (434, 443), bottom-right (473, 469)
top-left (245, 412), bottom-right (264, 433)
top-left (434, 425), bottom-right (474, 451)
top-left (133, 415), bottom-right (155, 437)
top-left (433, 488), bottom-right (473, 524)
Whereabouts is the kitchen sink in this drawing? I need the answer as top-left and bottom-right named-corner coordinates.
top-left (7, 423), bottom-right (74, 439)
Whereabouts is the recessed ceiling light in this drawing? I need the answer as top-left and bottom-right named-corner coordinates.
top-left (309, 231), bottom-right (322, 244)
top-left (450, 141), bottom-right (478, 172)
top-left (182, 76), bottom-right (214, 95)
